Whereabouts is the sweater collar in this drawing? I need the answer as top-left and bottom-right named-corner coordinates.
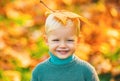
top-left (49, 52), bottom-right (74, 65)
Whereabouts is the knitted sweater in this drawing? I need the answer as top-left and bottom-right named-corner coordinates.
top-left (31, 56), bottom-right (99, 81)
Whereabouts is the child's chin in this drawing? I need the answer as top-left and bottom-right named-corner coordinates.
top-left (56, 52), bottom-right (71, 59)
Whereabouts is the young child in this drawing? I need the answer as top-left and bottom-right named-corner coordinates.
top-left (31, 11), bottom-right (100, 81)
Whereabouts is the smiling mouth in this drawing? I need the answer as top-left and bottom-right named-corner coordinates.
top-left (57, 50), bottom-right (69, 55)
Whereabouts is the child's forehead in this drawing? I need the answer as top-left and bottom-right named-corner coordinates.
top-left (47, 26), bottom-right (77, 37)
top-left (47, 32), bottom-right (77, 39)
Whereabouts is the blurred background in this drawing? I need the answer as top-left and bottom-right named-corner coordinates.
top-left (0, 0), bottom-right (120, 81)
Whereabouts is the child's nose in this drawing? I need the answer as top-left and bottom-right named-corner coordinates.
top-left (59, 41), bottom-right (67, 48)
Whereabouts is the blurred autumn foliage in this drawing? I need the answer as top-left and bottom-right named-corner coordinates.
top-left (0, 0), bottom-right (120, 81)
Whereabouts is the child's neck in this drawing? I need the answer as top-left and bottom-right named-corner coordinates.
top-left (49, 52), bottom-right (74, 65)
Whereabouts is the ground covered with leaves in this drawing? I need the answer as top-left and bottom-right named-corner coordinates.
top-left (0, 0), bottom-right (120, 81)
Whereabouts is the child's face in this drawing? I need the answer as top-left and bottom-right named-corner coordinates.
top-left (46, 26), bottom-right (78, 59)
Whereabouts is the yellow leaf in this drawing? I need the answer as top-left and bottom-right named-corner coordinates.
top-left (4, 70), bottom-right (21, 81)
top-left (110, 7), bottom-right (118, 17)
top-left (46, 10), bottom-right (94, 27)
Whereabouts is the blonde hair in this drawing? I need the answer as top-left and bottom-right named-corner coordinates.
top-left (45, 11), bottom-right (80, 37)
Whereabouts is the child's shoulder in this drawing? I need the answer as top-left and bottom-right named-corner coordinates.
top-left (33, 58), bottom-right (49, 71)
top-left (31, 58), bottom-right (50, 77)
top-left (74, 56), bottom-right (99, 81)
top-left (75, 56), bottom-right (95, 71)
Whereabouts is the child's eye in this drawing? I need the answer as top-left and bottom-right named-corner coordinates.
top-left (67, 40), bottom-right (74, 42)
top-left (52, 39), bottom-right (59, 41)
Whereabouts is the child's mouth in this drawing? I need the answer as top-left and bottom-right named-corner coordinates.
top-left (57, 50), bottom-right (69, 55)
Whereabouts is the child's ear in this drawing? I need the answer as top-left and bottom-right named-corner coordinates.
top-left (43, 35), bottom-right (48, 46)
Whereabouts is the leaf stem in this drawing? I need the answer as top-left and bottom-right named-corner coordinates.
top-left (40, 0), bottom-right (55, 12)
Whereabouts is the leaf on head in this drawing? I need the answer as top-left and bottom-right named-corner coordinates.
top-left (40, 1), bottom-right (92, 26)
top-left (45, 10), bottom-right (93, 27)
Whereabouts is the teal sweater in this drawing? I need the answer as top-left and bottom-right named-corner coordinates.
top-left (31, 54), bottom-right (99, 81)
